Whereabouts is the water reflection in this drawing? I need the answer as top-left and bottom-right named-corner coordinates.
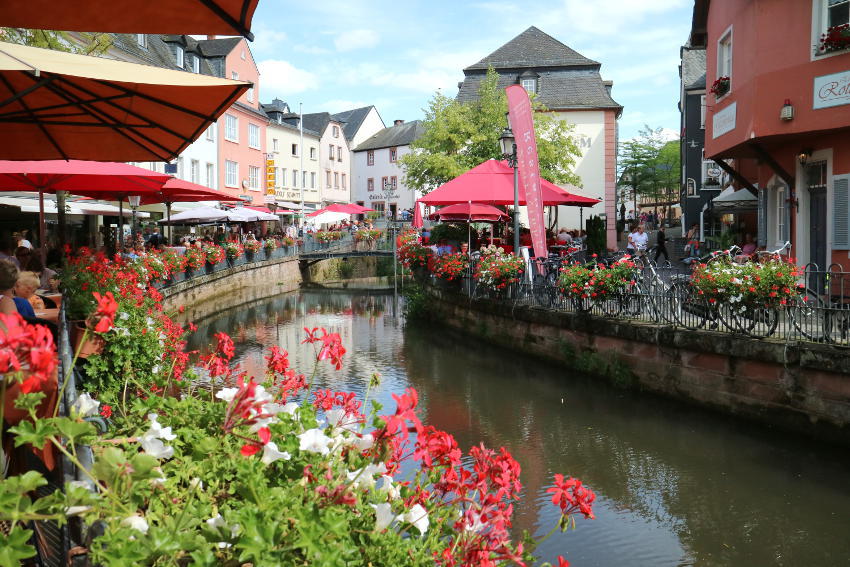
top-left (189, 290), bottom-right (850, 567)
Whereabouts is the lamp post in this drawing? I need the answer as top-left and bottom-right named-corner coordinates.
top-left (127, 194), bottom-right (140, 246)
top-left (499, 126), bottom-right (519, 255)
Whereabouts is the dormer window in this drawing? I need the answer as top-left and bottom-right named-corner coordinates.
top-left (171, 45), bottom-right (184, 68)
top-left (136, 34), bottom-right (147, 48)
top-left (191, 55), bottom-right (200, 73)
top-left (521, 78), bottom-right (537, 94)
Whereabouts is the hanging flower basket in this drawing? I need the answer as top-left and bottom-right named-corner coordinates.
top-left (710, 76), bottom-right (730, 97)
top-left (820, 24), bottom-right (850, 53)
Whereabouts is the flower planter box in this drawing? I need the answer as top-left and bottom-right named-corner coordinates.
top-left (70, 321), bottom-right (105, 359)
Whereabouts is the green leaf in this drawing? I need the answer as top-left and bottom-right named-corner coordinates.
top-left (129, 453), bottom-right (159, 482)
top-left (54, 417), bottom-right (96, 442)
top-left (91, 447), bottom-right (128, 483)
top-left (13, 391), bottom-right (46, 415)
top-left (8, 419), bottom-right (56, 448)
top-left (0, 526), bottom-right (36, 567)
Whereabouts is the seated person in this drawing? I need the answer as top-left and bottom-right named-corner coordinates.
top-left (436, 239), bottom-right (453, 256)
top-left (0, 259), bottom-right (19, 315)
top-left (557, 228), bottom-right (572, 245)
top-left (15, 271), bottom-right (43, 315)
top-left (735, 233), bottom-right (758, 263)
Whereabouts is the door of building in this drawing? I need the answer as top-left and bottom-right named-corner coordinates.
top-left (807, 161), bottom-right (828, 271)
top-left (389, 203), bottom-right (397, 220)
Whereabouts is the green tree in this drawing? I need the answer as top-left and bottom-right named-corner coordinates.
top-left (617, 126), bottom-right (680, 219)
top-left (0, 28), bottom-right (112, 55)
top-left (400, 68), bottom-right (582, 193)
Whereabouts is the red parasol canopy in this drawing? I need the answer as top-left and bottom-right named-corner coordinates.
top-left (412, 200), bottom-right (423, 229)
top-left (0, 0), bottom-right (260, 39)
top-left (0, 160), bottom-right (169, 194)
top-left (428, 202), bottom-right (509, 223)
top-left (418, 159), bottom-right (600, 207)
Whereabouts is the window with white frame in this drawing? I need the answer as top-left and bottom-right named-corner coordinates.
top-left (342, 174), bottom-right (346, 189)
top-left (521, 78), bottom-right (537, 94)
top-left (281, 168), bottom-right (287, 187)
top-left (367, 150), bottom-right (374, 166)
top-left (291, 143), bottom-right (298, 156)
top-left (310, 147), bottom-right (316, 159)
top-left (332, 125), bottom-right (339, 138)
top-left (224, 114), bottom-right (238, 142)
top-left (717, 29), bottom-right (733, 89)
top-left (329, 145), bottom-right (335, 160)
top-left (136, 34), bottom-right (147, 48)
top-left (247, 87), bottom-right (254, 103)
top-left (272, 138), bottom-right (279, 152)
top-left (703, 160), bottom-right (722, 188)
top-left (302, 171), bottom-right (307, 188)
top-left (311, 172), bottom-right (316, 188)
top-left (225, 160), bottom-right (238, 187)
top-left (205, 163), bottom-right (215, 188)
top-left (177, 157), bottom-right (184, 179)
top-left (191, 55), bottom-right (200, 73)
top-left (334, 172), bottom-right (339, 188)
top-left (700, 95), bottom-right (706, 129)
top-left (827, 0), bottom-right (850, 28)
top-left (171, 45), bottom-right (184, 68)
top-left (247, 166), bottom-right (259, 190)
top-left (205, 124), bottom-right (215, 141)
top-left (390, 176), bottom-right (398, 190)
top-left (292, 169), bottom-right (298, 187)
top-left (337, 146), bottom-right (343, 162)
top-left (775, 185), bottom-right (786, 244)
top-left (389, 147), bottom-right (397, 162)
top-left (326, 170), bottom-right (331, 187)
top-left (231, 71), bottom-right (239, 80)
top-left (367, 178), bottom-right (374, 192)
top-left (248, 123), bottom-right (260, 149)
top-left (190, 160), bottom-right (200, 184)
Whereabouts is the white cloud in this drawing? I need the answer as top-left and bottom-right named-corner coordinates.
top-left (334, 29), bottom-right (380, 52)
top-left (258, 59), bottom-right (319, 95)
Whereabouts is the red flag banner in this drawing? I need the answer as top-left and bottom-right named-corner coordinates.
top-left (505, 85), bottom-right (547, 260)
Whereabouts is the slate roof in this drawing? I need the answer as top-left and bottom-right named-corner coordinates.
top-left (108, 34), bottom-right (226, 78)
top-left (457, 26), bottom-right (621, 112)
top-left (266, 118), bottom-right (320, 138)
top-left (464, 26), bottom-right (598, 71)
top-left (262, 98), bottom-right (290, 114)
top-left (353, 120), bottom-right (424, 152)
top-left (681, 46), bottom-right (706, 90)
top-left (300, 112), bottom-right (335, 136)
top-left (330, 106), bottom-right (377, 141)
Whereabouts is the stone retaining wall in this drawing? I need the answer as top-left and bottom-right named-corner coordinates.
top-left (426, 288), bottom-right (850, 446)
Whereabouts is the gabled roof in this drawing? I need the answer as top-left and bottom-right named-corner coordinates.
top-left (464, 26), bottom-right (598, 71)
top-left (330, 106), bottom-right (377, 141)
top-left (301, 112), bottom-right (340, 136)
top-left (196, 37), bottom-right (242, 58)
top-left (353, 120), bottom-right (424, 152)
top-left (681, 46), bottom-right (706, 90)
top-left (457, 69), bottom-right (621, 111)
top-left (109, 34), bottom-right (218, 76)
top-left (262, 98), bottom-right (290, 114)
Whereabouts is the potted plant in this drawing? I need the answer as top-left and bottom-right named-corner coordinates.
top-left (243, 238), bottom-right (262, 260)
top-left (160, 248), bottom-right (186, 283)
top-left (203, 244), bottom-right (225, 273)
top-left (224, 241), bottom-right (244, 266)
top-left (282, 236), bottom-right (296, 252)
top-left (431, 253), bottom-right (469, 290)
top-left (264, 238), bottom-right (278, 257)
top-left (474, 246), bottom-right (525, 292)
top-left (397, 233), bottom-right (432, 281)
top-left (710, 76), bottom-right (730, 97)
top-left (820, 23), bottom-right (850, 53)
top-left (183, 247), bottom-right (206, 276)
top-left (354, 229), bottom-right (382, 250)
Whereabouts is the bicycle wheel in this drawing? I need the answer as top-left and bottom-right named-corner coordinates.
top-left (730, 304), bottom-right (779, 338)
top-left (667, 281), bottom-right (708, 330)
top-left (532, 273), bottom-right (553, 308)
top-left (788, 288), bottom-right (827, 342)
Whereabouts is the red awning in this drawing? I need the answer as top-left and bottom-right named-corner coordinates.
top-left (0, 160), bottom-right (169, 195)
top-left (419, 159), bottom-right (601, 207)
top-left (0, 0), bottom-right (260, 39)
top-left (428, 202), bottom-right (509, 223)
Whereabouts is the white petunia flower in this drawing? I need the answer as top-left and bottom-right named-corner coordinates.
top-left (371, 502), bottom-right (394, 531)
top-left (140, 414), bottom-right (176, 460)
top-left (261, 442), bottom-right (291, 465)
top-left (379, 475), bottom-right (400, 500)
top-left (347, 463), bottom-right (388, 490)
top-left (72, 393), bottom-right (100, 418)
top-left (352, 433), bottom-right (374, 451)
top-left (65, 506), bottom-right (91, 516)
top-left (214, 388), bottom-right (239, 402)
top-left (253, 384), bottom-right (273, 404)
top-left (248, 415), bottom-right (278, 433)
top-left (297, 428), bottom-right (332, 455)
top-left (122, 514), bottom-right (149, 534)
top-left (398, 504), bottom-right (429, 536)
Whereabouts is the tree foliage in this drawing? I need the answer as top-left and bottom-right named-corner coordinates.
top-left (0, 28), bottom-right (112, 55)
top-left (617, 126), bottom-right (680, 212)
top-left (401, 68), bottom-right (582, 193)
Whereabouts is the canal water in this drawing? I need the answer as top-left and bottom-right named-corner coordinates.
top-left (187, 290), bottom-right (850, 567)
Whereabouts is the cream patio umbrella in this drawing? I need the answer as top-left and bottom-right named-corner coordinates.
top-left (0, 41), bottom-right (250, 161)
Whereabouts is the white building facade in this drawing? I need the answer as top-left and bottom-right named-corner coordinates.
top-left (263, 100), bottom-right (322, 210)
top-left (352, 120), bottom-right (424, 218)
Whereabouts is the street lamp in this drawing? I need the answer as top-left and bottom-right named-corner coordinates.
top-left (499, 125), bottom-right (519, 255)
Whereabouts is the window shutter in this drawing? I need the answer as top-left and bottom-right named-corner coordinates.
top-left (782, 186), bottom-right (791, 244)
top-left (757, 187), bottom-right (767, 247)
top-left (833, 175), bottom-right (850, 250)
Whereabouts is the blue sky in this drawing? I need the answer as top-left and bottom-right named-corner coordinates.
top-left (249, 0), bottom-right (694, 142)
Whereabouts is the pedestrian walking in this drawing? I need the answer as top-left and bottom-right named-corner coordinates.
top-left (654, 226), bottom-right (669, 263)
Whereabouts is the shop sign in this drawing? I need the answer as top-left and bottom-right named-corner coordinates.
top-left (712, 102), bottom-right (736, 139)
top-left (814, 69), bottom-right (850, 109)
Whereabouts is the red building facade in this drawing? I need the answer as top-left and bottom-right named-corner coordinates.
top-left (692, 0), bottom-right (850, 269)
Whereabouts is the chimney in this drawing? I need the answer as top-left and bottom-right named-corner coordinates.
top-left (207, 35), bottom-right (217, 40)
top-left (394, 119), bottom-right (405, 126)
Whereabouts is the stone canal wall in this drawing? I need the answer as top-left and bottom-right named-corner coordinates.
top-left (425, 288), bottom-right (850, 446)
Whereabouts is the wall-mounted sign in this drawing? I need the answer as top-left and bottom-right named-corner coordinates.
top-left (712, 102), bottom-right (736, 139)
top-left (814, 69), bottom-right (850, 109)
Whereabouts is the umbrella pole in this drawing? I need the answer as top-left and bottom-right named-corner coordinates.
top-left (38, 188), bottom-right (47, 266)
top-left (119, 199), bottom-right (123, 251)
top-left (166, 202), bottom-right (172, 246)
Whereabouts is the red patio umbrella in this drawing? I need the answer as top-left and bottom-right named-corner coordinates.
top-left (0, 160), bottom-right (169, 256)
top-left (0, 0), bottom-right (260, 39)
top-left (419, 159), bottom-right (600, 207)
top-left (428, 202), bottom-right (509, 222)
top-left (412, 200), bottom-right (423, 229)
